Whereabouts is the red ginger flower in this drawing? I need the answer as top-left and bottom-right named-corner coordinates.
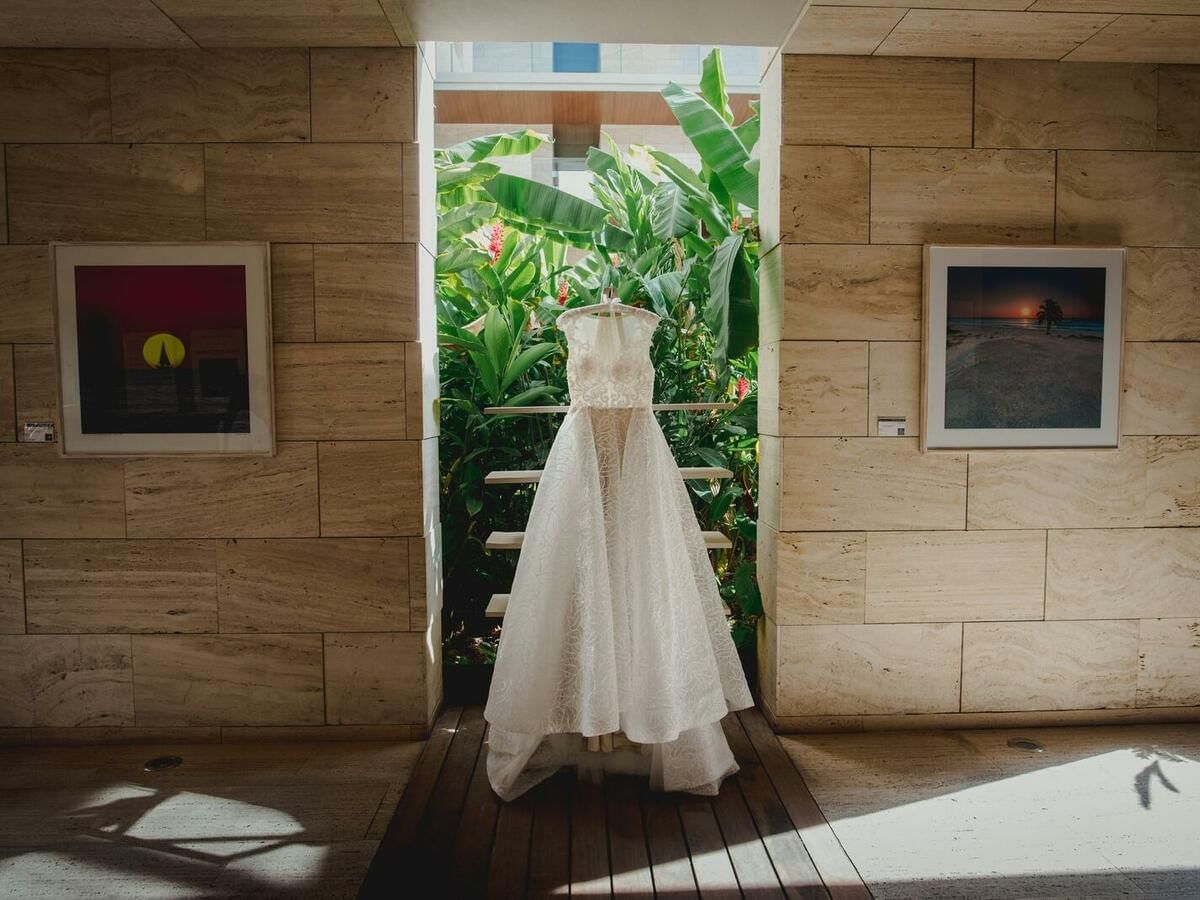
top-left (736, 376), bottom-right (750, 401)
top-left (487, 223), bottom-right (504, 265)
top-left (557, 279), bottom-right (569, 305)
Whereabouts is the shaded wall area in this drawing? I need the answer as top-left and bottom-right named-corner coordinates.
top-left (758, 54), bottom-right (1200, 730)
top-left (0, 46), bottom-right (441, 743)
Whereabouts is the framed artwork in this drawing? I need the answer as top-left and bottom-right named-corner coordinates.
top-left (922, 245), bottom-right (1125, 450)
top-left (52, 242), bottom-right (274, 456)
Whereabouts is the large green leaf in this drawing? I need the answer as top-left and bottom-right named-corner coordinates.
top-left (484, 174), bottom-right (610, 233)
top-left (438, 201), bottom-right (497, 243)
top-left (500, 342), bottom-right (556, 393)
top-left (662, 82), bottom-right (757, 209)
top-left (735, 99), bottom-right (761, 153)
top-left (650, 182), bottom-right (699, 240)
top-left (438, 129), bottom-right (549, 164)
top-left (706, 234), bottom-right (758, 369)
top-left (436, 243), bottom-right (490, 275)
top-left (585, 146), bottom-right (618, 178)
top-left (467, 350), bottom-right (499, 402)
top-left (502, 384), bottom-right (559, 407)
top-left (699, 48), bottom-right (733, 124)
top-left (648, 149), bottom-right (731, 240)
top-left (481, 306), bottom-right (511, 384)
top-left (437, 161), bottom-right (501, 195)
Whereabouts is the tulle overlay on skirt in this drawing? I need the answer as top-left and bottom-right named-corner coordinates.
top-left (484, 404), bottom-right (754, 801)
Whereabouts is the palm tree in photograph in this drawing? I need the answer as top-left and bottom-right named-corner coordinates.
top-left (1036, 297), bottom-right (1064, 335)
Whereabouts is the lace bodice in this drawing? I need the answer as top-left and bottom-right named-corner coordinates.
top-left (558, 305), bottom-right (659, 409)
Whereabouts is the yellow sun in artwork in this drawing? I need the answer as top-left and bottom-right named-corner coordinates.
top-left (142, 332), bottom-right (186, 369)
top-left (1020, 305), bottom-right (1032, 318)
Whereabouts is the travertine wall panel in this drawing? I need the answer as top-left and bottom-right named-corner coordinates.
top-left (131, 634), bottom-right (324, 726)
top-left (273, 343), bottom-right (406, 440)
top-left (125, 444), bottom-right (322, 539)
top-left (24, 540), bottom-right (218, 634)
top-left (781, 244), bottom-right (922, 341)
top-left (779, 146), bottom-right (869, 244)
top-left (974, 59), bottom-right (1156, 150)
top-left (1157, 66), bottom-right (1200, 150)
top-left (1137, 618), bottom-right (1200, 707)
top-left (109, 48), bottom-right (310, 142)
top-left (313, 243), bottom-right (418, 341)
top-left (772, 531), bottom-right (866, 626)
top-left (0, 50), bottom-right (111, 142)
top-left (0, 245), bottom-right (53, 343)
top-left (0, 542), bottom-right (23, 635)
top-left (866, 341), bottom-right (921, 436)
top-left (967, 440), bottom-right (1147, 530)
top-left (866, 531), bottom-right (1046, 623)
top-left (1047, 529), bottom-right (1200, 620)
top-left (764, 54), bottom-right (1200, 730)
top-left (204, 143), bottom-right (405, 242)
top-left (961, 621), bottom-right (1139, 712)
top-left (311, 48), bottom-right (415, 142)
top-left (1145, 436), bottom-right (1200, 526)
top-left (782, 56), bottom-right (973, 147)
top-left (1056, 150), bottom-right (1200, 246)
top-left (1125, 248), bottom-right (1200, 340)
top-left (778, 623), bottom-right (963, 715)
top-left (0, 47), bottom-right (435, 740)
top-left (1121, 342), bottom-right (1200, 434)
top-left (870, 147), bottom-right (1056, 244)
top-left (217, 538), bottom-right (408, 632)
top-left (781, 438), bottom-right (967, 531)
top-left (778, 341), bottom-right (868, 436)
top-left (6, 143), bottom-right (206, 243)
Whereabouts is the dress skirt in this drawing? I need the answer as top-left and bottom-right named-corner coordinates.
top-left (484, 404), bottom-right (754, 801)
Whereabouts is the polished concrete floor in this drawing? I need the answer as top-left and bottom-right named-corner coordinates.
top-left (0, 740), bottom-right (423, 898)
top-left (1, 719), bottom-right (1197, 898)
top-left (781, 722), bottom-right (1200, 899)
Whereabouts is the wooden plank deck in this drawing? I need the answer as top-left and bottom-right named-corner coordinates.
top-left (358, 707), bottom-right (869, 899)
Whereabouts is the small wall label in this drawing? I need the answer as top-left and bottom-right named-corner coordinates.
top-left (22, 422), bottom-right (56, 443)
top-left (877, 417), bottom-right (907, 437)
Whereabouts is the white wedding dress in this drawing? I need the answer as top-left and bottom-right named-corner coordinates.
top-left (484, 303), bottom-right (753, 801)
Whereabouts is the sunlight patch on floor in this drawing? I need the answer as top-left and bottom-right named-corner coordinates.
top-left (785, 729), bottom-right (1200, 899)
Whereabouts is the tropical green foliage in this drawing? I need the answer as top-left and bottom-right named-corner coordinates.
top-left (438, 49), bottom-right (762, 664)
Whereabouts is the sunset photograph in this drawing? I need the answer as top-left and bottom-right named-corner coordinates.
top-left (944, 265), bottom-right (1107, 430)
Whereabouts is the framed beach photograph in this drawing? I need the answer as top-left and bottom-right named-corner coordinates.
top-left (52, 242), bottom-right (274, 457)
top-left (922, 245), bottom-right (1125, 450)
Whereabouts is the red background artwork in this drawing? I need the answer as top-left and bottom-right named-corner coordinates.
top-left (74, 264), bottom-right (251, 434)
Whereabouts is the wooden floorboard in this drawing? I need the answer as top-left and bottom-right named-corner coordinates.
top-left (570, 775), bottom-right (612, 895)
top-left (359, 707), bottom-right (859, 898)
top-left (712, 774), bottom-right (786, 898)
top-left (642, 782), bottom-right (701, 898)
top-left (486, 787), bottom-right (535, 900)
top-left (677, 795), bottom-right (741, 899)
top-left (606, 776), bottom-right (656, 898)
top-left (737, 710), bottom-right (872, 900)
top-left (451, 723), bottom-right (503, 896)
top-left (722, 717), bottom-right (829, 900)
top-left (527, 772), bottom-right (572, 898)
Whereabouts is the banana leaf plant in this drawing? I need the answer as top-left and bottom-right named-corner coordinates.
top-left (436, 48), bottom-right (762, 662)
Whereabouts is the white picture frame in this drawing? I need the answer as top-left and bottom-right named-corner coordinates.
top-left (51, 242), bottom-right (275, 457)
top-left (922, 244), bottom-right (1125, 451)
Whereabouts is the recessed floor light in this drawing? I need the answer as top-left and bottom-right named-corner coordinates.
top-left (143, 755), bottom-right (183, 772)
top-left (1006, 738), bottom-right (1045, 753)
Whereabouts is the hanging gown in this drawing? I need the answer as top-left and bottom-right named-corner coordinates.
top-left (484, 304), bottom-right (754, 801)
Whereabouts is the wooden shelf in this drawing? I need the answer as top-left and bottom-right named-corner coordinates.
top-left (485, 592), bottom-right (730, 619)
top-left (485, 530), bottom-right (732, 551)
top-left (484, 402), bottom-right (735, 415)
top-left (485, 465), bottom-right (734, 485)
